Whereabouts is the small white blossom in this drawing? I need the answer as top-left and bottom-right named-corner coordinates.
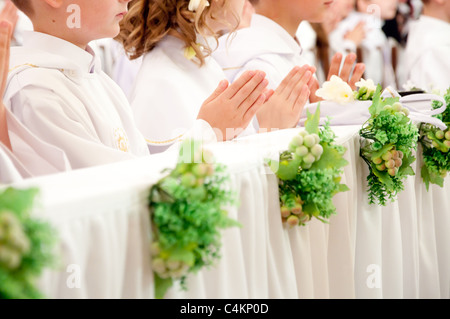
top-left (315, 75), bottom-right (355, 105)
top-left (355, 78), bottom-right (377, 93)
top-left (402, 79), bottom-right (418, 91)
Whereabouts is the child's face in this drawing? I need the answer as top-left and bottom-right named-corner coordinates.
top-left (67, 0), bottom-right (131, 41)
top-left (286, 0), bottom-right (336, 23)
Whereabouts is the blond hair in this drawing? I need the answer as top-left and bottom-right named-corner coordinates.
top-left (116, 0), bottom-right (240, 66)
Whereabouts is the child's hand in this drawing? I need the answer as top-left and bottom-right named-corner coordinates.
top-left (344, 21), bottom-right (366, 47)
top-left (0, 1), bottom-right (18, 37)
top-left (257, 66), bottom-right (311, 132)
top-left (327, 52), bottom-right (365, 90)
top-left (0, 21), bottom-right (12, 150)
top-left (197, 70), bottom-right (268, 141)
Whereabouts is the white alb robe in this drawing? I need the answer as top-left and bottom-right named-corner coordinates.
top-left (5, 31), bottom-right (150, 171)
top-left (130, 35), bottom-right (221, 154)
top-left (405, 15), bottom-right (450, 94)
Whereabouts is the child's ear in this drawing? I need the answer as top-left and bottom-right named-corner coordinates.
top-left (42, 0), bottom-right (64, 9)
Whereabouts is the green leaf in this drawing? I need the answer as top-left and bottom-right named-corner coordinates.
top-left (367, 143), bottom-right (394, 160)
top-left (421, 164), bottom-right (431, 191)
top-left (372, 168), bottom-right (395, 191)
top-left (398, 155), bottom-right (416, 176)
top-left (154, 274), bottom-right (174, 299)
top-left (368, 85), bottom-right (383, 116)
top-left (270, 158), bottom-right (302, 181)
top-left (0, 188), bottom-right (39, 217)
top-left (311, 144), bottom-right (348, 170)
top-left (303, 201), bottom-right (320, 218)
top-left (305, 104), bottom-right (321, 135)
top-left (337, 183), bottom-right (350, 193)
top-left (421, 164), bottom-right (443, 191)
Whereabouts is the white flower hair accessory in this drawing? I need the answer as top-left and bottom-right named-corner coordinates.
top-left (188, 0), bottom-right (210, 12)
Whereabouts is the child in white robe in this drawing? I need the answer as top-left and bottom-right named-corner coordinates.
top-left (213, 0), bottom-right (366, 105)
top-left (405, 0), bottom-right (450, 93)
top-left (5, 0), bottom-right (260, 171)
top-left (118, 0), bottom-right (312, 153)
top-left (329, 0), bottom-right (398, 88)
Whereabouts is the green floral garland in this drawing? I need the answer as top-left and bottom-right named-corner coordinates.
top-left (419, 88), bottom-right (450, 190)
top-left (148, 140), bottom-right (239, 299)
top-left (268, 106), bottom-right (349, 226)
top-left (0, 187), bottom-right (57, 299)
top-left (359, 86), bottom-right (419, 205)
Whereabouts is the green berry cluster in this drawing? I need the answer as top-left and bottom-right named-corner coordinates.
top-left (172, 150), bottom-right (215, 201)
top-left (150, 242), bottom-right (190, 279)
top-left (0, 211), bottom-right (31, 270)
top-left (427, 129), bottom-right (450, 153)
top-left (383, 102), bottom-right (410, 117)
top-left (372, 147), bottom-right (404, 177)
top-left (288, 131), bottom-right (324, 170)
top-left (280, 196), bottom-right (310, 226)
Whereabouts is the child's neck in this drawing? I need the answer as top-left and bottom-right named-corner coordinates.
top-left (32, 22), bottom-right (89, 50)
top-left (254, 8), bottom-right (300, 38)
top-left (423, 6), bottom-right (450, 24)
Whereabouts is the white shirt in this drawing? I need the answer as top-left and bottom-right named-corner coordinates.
top-left (5, 31), bottom-right (150, 171)
top-left (405, 16), bottom-right (450, 94)
top-left (130, 35), bottom-right (220, 154)
top-left (213, 14), bottom-right (309, 90)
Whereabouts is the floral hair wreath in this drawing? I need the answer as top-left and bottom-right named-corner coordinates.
top-left (188, 0), bottom-right (210, 12)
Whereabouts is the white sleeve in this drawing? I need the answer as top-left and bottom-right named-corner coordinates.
top-left (10, 88), bottom-right (138, 170)
top-left (408, 48), bottom-right (450, 93)
top-left (0, 144), bottom-right (23, 183)
top-left (232, 59), bottom-right (285, 91)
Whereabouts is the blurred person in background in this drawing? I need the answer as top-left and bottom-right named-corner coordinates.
top-left (405, 0), bottom-right (450, 94)
top-left (329, 0), bottom-right (398, 88)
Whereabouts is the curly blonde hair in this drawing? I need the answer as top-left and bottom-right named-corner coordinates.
top-left (116, 0), bottom-right (240, 66)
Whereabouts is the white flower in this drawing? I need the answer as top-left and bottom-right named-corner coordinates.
top-left (402, 79), bottom-right (418, 92)
top-left (315, 75), bottom-right (355, 105)
top-left (355, 78), bottom-right (377, 93)
top-left (188, 0), bottom-right (210, 12)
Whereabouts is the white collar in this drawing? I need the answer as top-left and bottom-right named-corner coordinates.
top-left (418, 15), bottom-right (450, 30)
top-left (20, 31), bottom-right (100, 74)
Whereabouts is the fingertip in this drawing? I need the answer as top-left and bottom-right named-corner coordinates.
top-left (0, 21), bottom-right (11, 29)
top-left (347, 52), bottom-right (357, 60)
top-left (219, 79), bottom-right (229, 89)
